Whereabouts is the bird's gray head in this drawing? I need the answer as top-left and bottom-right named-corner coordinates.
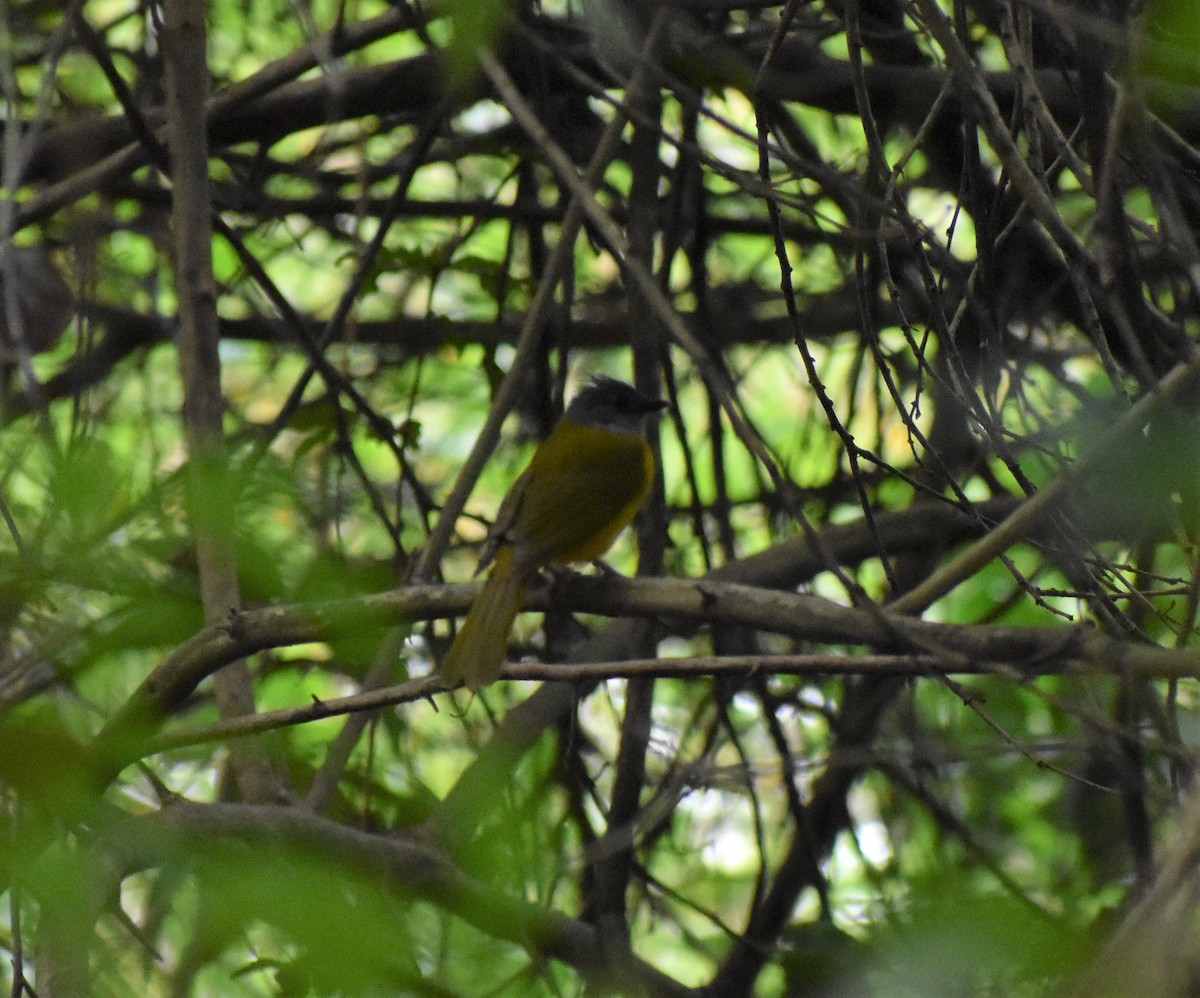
top-left (563, 375), bottom-right (668, 433)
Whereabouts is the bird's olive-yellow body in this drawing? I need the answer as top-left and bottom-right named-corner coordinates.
top-left (440, 377), bottom-right (666, 691)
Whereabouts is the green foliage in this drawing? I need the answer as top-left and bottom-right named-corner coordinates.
top-left (4, 0), bottom-right (1200, 994)
top-left (441, 0), bottom-right (511, 91)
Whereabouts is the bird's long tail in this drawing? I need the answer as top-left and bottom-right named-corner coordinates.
top-left (440, 546), bottom-right (526, 691)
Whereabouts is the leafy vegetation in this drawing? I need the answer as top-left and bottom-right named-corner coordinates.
top-left (3, 0), bottom-right (1200, 994)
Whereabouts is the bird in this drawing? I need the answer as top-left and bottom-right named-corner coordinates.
top-left (440, 375), bottom-right (668, 691)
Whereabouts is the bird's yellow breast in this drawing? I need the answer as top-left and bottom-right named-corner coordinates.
top-left (501, 419), bottom-right (656, 572)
